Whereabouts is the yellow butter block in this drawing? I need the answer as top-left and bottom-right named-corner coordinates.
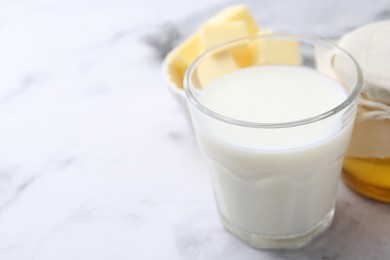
top-left (200, 21), bottom-right (249, 51)
top-left (196, 52), bottom-right (238, 87)
top-left (207, 4), bottom-right (260, 35)
top-left (174, 34), bottom-right (201, 69)
top-left (168, 61), bottom-right (184, 88)
top-left (232, 42), bottom-right (253, 68)
top-left (234, 30), bottom-right (274, 68)
top-left (253, 39), bottom-right (301, 65)
top-left (343, 157), bottom-right (390, 187)
top-left (167, 4), bottom-right (261, 88)
top-left (167, 34), bottom-right (202, 88)
top-left (167, 51), bottom-right (188, 88)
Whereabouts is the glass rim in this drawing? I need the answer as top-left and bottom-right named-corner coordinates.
top-left (184, 34), bottom-right (363, 129)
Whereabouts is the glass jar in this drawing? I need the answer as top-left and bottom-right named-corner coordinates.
top-left (343, 158), bottom-right (390, 202)
top-left (343, 119), bottom-right (390, 202)
top-left (336, 20), bottom-right (390, 203)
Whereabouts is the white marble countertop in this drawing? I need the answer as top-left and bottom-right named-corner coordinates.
top-left (0, 0), bottom-right (389, 259)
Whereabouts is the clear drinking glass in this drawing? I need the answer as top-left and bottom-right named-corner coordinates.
top-left (184, 35), bottom-right (362, 249)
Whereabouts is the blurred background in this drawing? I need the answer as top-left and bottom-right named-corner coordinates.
top-left (0, 0), bottom-right (389, 259)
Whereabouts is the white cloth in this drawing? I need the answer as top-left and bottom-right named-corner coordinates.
top-left (338, 20), bottom-right (390, 122)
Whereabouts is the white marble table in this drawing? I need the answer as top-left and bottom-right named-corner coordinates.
top-left (0, 0), bottom-right (389, 259)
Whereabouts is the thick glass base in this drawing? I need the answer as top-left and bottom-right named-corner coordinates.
top-left (220, 208), bottom-right (334, 249)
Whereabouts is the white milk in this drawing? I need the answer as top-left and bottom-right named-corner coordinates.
top-left (189, 66), bottom-right (355, 237)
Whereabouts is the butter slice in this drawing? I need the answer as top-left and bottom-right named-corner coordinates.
top-left (253, 39), bottom-right (301, 65)
top-left (168, 5), bottom-right (260, 88)
top-left (167, 53), bottom-right (185, 88)
top-left (207, 5), bottom-right (259, 34)
top-left (196, 52), bottom-right (238, 87)
top-left (167, 34), bottom-right (202, 88)
top-left (174, 34), bottom-right (201, 69)
top-left (168, 50), bottom-right (188, 88)
top-left (199, 21), bottom-right (249, 50)
top-left (236, 30), bottom-right (274, 68)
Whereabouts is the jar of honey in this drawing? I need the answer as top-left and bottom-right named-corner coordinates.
top-left (337, 21), bottom-right (390, 202)
top-left (343, 119), bottom-right (390, 202)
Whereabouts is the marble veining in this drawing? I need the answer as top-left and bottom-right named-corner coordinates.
top-left (0, 0), bottom-right (389, 259)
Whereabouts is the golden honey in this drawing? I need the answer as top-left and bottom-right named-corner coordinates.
top-left (343, 157), bottom-right (390, 202)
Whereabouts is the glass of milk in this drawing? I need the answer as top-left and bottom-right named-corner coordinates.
top-left (184, 35), bottom-right (362, 249)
